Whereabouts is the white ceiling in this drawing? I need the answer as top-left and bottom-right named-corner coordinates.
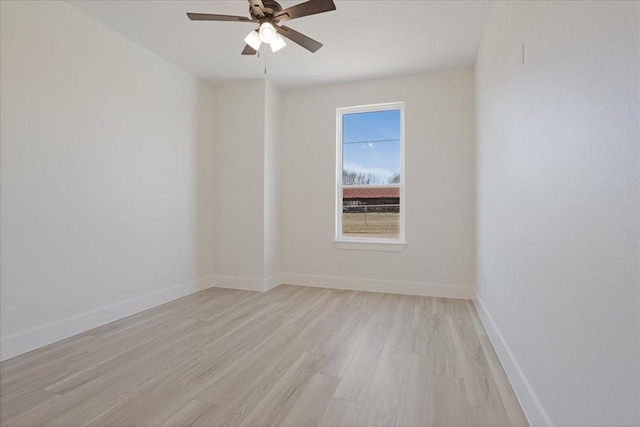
top-left (67, 0), bottom-right (492, 89)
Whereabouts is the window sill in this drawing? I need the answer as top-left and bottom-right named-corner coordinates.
top-left (334, 240), bottom-right (406, 252)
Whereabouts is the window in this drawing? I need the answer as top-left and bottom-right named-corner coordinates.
top-left (336, 102), bottom-right (405, 246)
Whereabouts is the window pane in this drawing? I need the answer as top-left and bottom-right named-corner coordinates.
top-left (343, 110), bottom-right (401, 185)
top-left (342, 187), bottom-right (400, 239)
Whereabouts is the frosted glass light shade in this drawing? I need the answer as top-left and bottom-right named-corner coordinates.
top-left (259, 22), bottom-right (277, 43)
top-left (244, 30), bottom-right (261, 51)
top-left (270, 33), bottom-right (286, 52)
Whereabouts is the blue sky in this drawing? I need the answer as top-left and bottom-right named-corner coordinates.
top-left (342, 109), bottom-right (401, 183)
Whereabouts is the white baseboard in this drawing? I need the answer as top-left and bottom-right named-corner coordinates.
top-left (282, 273), bottom-right (474, 299)
top-left (0, 275), bottom-right (214, 362)
top-left (211, 274), bottom-right (282, 292)
top-left (263, 274), bottom-right (283, 291)
top-left (473, 296), bottom-right (553, 427)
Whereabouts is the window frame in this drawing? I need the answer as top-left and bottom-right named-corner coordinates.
top-left (335, 102), bottom-right (406, 249)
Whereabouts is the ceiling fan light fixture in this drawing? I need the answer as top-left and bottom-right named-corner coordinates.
top-left (259, 22), bottom-right (277, 44)
top-left (187, 0), bottom-right (336, 55)
top-left (270, 33), bottom-right (286, 52)
top-left (244, 30), bottom-right (262, 51)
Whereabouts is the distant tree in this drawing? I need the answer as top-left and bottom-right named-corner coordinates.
top-left (343, 170), bottom-right (386, 185)
top-left (388, 173), bottom-right (401, 184)
top-left (343, 170), bottom-right (357, 185)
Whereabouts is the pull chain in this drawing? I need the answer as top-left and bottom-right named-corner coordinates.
top-left (257, 50), bottom-right (267, 76)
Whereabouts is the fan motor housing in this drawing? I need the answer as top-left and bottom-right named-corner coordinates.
top-left (250, 0), bottom-right (283, 20)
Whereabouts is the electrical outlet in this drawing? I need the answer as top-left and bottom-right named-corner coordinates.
top-left (336, 256), bottom-right (343, 267)
top-left (482, 277), bottom-right (487, 292)
top-left (171, 263), bottom-right (178, 275)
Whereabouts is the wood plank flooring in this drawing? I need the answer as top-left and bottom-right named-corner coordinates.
top-left (0, 285), bottom-right (529, 426)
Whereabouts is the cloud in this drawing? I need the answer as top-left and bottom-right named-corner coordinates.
top-left (343, 161), bottom-right (393, 180)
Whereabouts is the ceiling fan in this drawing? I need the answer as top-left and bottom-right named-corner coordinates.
top-left (187, 0), bottom-right (336, 55)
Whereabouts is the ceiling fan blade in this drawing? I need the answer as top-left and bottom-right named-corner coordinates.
top-left (276, 25), bottom-right (323, 52)
top-left (248, 0), bottom-right (266, 18)
top-left (242, 44), bottom-right (258, 55)
top-left (273, 0), bottom-right (336, 22)
top-left (186, 13), bottom-right (256, 23)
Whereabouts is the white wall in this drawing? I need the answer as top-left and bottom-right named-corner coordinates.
top-left (281, 70), bottom-right (475, 297)
top-left (211, 79), bottom-right (283, 289)
top-left (212, 80), bottom-right (266, 281)
top-left (264, 81), bottom-right (283, 280)
top-left (475, 1), bottom-right (640, 426)
top-left (0, 0), bottom-right (215, 360)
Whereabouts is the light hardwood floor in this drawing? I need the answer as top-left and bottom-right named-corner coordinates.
top-left (0, 285), bottom-right (528, 426)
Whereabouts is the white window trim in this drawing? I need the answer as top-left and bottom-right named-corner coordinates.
top-left (335, 102), bottom-right (406, 250)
